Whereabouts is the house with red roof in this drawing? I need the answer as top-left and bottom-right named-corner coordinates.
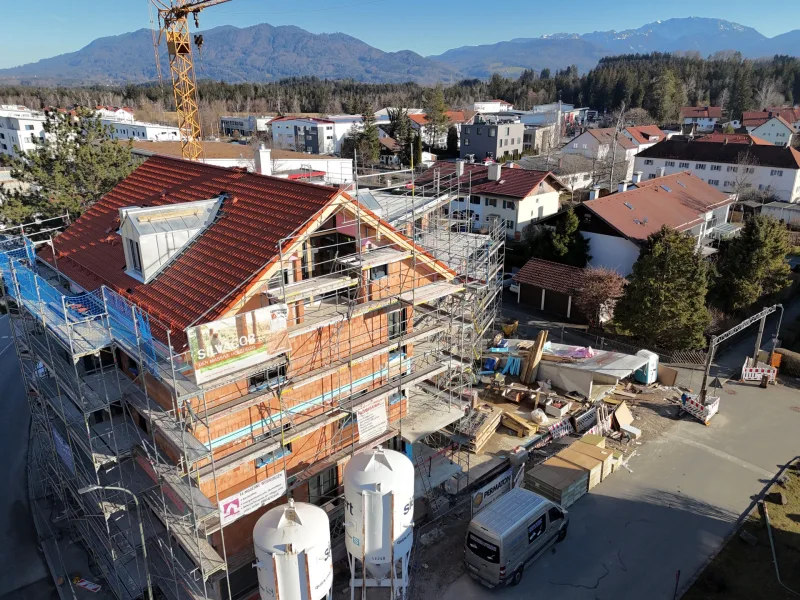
top-left (680, 106), bottom-right (723, 132)
top-left (415, 161), bottom-right (566, 239)
top-left (543, 171), bottom-right (736, 276)
top-left (562, 127), bottom-right (641, 182)
top-left (746, 114), bottom-right (797, 146)
top-left (24, 154), bottom-right (469, 597)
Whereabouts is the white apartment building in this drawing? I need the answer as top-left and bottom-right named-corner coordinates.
top-left (0, 105), bottom-right (46, 158)
top-left (270, 117), bottom-right (335, 154)
top-left (634, 139), bottom-right (800, 203)
top-left (102, 119), bottom-right (181, 142)
top-left (472, 100), bottom-right (514, 113)
top-left (326, 115), bottom-right (366, 154)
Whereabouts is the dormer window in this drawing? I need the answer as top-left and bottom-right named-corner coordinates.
top-left (119, 197), bottom-right (222, 283)
top-left (128, 238), bottom-right (142, 273)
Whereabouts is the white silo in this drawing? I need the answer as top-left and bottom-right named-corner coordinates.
top-left (344, 448), bottom-right (414, 599)
top-left (253, 499), bottom-right (333, 600)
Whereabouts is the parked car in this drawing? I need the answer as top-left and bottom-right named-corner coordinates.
top-left (502, 273), bottom-right (515, 288)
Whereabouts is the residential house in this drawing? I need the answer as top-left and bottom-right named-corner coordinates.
top-left (565, 171), bottom-right (736, 275)
top-left (408, 110), bottom-right (477, 149)
top-left (561, 127), bottom-right (639, 181)
top-left (472, 100), bottom-right (514, 113)
top-left (460, 119), bottom-right (525, 161)
top-left (634, 139), bottom-right (800, 202)
top-left (680, 106), bottom-right (722, 132)
top-left (761, 200), bottom-right (800, 226)
top-left (746, 115), bottom-right (796, 146)
top-left (15, 154), bottom-right (467, 599)
top-left (95, 106), bottom-right (135, 123)
top-left (743, 107), bottom-right (800, 131)
top-left (415, 161), bottom-right (565, 239)
top-left (379, 136), bottom-right (403, 166)
top-left (515, 153), bottom-right (598, 192)
top-left (523, 122), bottom-right (559, 154)
top-left (621, 125), bottom-right (667, 151)
top-left (0, 105), bottom-right (46, 158)
top-left (220, 115), bottom-right (274, 136)
top-left (270, 116), bottom-right (336, 154)
top-left (131, 141), bottom-right (354, 184)
top-left (512, 258), bottom-right (586, 320)
top-left (326, 115), bottom-right (370, 154)
top-left (518, 103), bottom-right (589, 129)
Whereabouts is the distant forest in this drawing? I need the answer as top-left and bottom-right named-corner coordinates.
top-left (2, 53), bottom-right (799, 131)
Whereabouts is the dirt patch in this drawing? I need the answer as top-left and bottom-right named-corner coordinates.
top-left (683, 462), bottom-right (800, 600)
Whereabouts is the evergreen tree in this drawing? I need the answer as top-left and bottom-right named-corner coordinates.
top-left (413, 133), bottom-right (422, 167)
top-left (529, 208), bottom-right (591, 267)
top-left (446, 126), bottom-right (459, 157)
top-left (4, 108), bottom-right (137, 223)
top-left (647, 69), bottom-right (683, 123)
top-left (615, 227), bottom-right (711, 349)
top-left (359, 107), bottom-right (380, 164)
top-left (729, 62), bottom-right (754, 120)
top-left (713, 215), bottom-right (791, 312)
top-left (423, 84), bottom-right (449, 149)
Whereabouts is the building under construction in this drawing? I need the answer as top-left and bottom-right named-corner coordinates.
top-left (2, 156), bottom-right (504, 600)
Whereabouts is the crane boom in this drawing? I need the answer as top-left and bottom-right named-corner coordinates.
top-left (154, 0), bottom-right (232, 161)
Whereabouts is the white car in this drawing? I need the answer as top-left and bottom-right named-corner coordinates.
top-left (502, 273), bottom-right (515, 288)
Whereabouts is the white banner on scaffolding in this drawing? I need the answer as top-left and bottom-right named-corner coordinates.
top-left (52, 427), bottom-right (75, 475)
top-left (356, 396), bottom-right (388, 442)
top-left (219, 470), bottom-right (287, 527)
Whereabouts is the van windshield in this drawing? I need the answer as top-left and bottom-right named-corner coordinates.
top-left (466, 532), bottom-right (500, 564)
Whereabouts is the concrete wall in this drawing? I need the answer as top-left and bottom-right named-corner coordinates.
top-left (582, 231), bottom-right (641, 276)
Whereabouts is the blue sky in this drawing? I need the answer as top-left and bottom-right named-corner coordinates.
top-left (2, 0), bottom-right (800, 69)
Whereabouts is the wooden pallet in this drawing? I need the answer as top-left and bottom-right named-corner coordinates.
top-left (501, 411), bottom-right (537, 438)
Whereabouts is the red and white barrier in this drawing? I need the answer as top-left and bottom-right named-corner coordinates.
top-left (741, 358), bottom-right (777, 383)
top-left (680, 394), bottom-right (720, 425)
top-left (547, 418), bottom-right (575, 440)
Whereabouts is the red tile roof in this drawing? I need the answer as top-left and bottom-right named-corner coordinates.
top-left (584, 171), bottom-right (733, 242)
top-left (625, 125), bottom-right (665, 145)
top-left (414, 162), bottom-right (564, 199)
top-left (680, 106), bottom-right (723, 119)
top-left (41, 156), bottom-right (341, 333)
top-left (407, 110), bottom-right (477, 127)
top-left (695, 133), bottom-right (772, 145)
top-left (512, 258), bottom-right (586, 295)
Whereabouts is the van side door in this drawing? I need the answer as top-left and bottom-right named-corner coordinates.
top-left (545, 506), bottom-right (565, 544)
top-left (526, 514), bottom-right (548, 559)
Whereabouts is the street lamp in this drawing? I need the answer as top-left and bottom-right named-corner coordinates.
top-left (78, 485), bottom-right (153, 600)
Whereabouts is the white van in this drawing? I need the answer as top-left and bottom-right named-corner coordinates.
top-left (464, 487), bottom-right (568, 587)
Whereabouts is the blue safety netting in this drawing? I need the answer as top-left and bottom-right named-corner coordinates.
top-left (0, 238), bottom-right (35, 299)
top-left (102, 287), bottom-right (160, 379)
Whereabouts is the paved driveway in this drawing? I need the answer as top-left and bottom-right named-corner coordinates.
top-left (0, 314), bottom-right (54, 599)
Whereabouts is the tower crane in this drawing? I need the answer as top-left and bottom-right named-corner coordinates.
top-left (151, 0), bottom-right (231, 160)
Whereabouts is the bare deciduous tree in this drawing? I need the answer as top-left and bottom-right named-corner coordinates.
top-left (754, 79), bottom-right (784, 110)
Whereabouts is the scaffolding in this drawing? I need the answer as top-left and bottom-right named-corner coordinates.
top-left (4, 165), bottom-right (504, 600)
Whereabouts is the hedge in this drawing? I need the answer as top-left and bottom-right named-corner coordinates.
top-left (775, 348), bottom-right (800, 377)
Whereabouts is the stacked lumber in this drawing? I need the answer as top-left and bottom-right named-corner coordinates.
top-left (556, 447), bottom-right (603, 491)
top-left (501, 411), bottom-right (537, 438)
top-left (459, 406), bottom-right (502, 454)
top-left (571, 440), bottom-right (613, 480)
top-left (520, 330), bottom-right (548, 384)
top-left (525, 457), bottom-right (588, 508)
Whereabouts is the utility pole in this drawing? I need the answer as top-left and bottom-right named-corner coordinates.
top-left (608, 101), bottom-right (625, 190)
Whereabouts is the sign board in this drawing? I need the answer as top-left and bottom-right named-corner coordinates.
top-left (356, 396), bottom-right (388, 442)
top-left (219, 470), bottom-right (287, 526)
top-left (52, 428), bottom-right (75, 475)
top-left (186, 304), bottom-right (289, 385)
top-left (471, 467), bottom-right (513, 516)
top-left (73, 577), bottom-right (102, 593)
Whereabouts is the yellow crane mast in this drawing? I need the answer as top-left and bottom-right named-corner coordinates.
top-left (152, 0), bottom-right (231, 160)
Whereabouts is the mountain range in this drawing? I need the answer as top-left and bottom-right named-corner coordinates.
top-left (1, 17), bottom-right (799, 85)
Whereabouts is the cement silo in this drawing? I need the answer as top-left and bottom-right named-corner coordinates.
top-left (344, 447), bottom-right (415, 598)
top-left (253, 499), bottom-right (333, 600)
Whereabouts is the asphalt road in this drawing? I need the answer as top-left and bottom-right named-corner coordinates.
top-left (0, 314), bottom-right (55, 600)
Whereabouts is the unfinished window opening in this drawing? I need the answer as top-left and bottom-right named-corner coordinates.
top-left (308, 466), bottom-right (339, 505)
top-left (248, 363), bottom-right (287, 393)
top-left (255, 443), bottom-right (292, 468)
top-left (388, 309), bottom-right (406, 341)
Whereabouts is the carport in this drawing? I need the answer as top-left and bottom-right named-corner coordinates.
top-left (512, 258), bottom-right (586, 320)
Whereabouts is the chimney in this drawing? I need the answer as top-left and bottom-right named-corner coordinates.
top-left (255, 144), bottom-right (272, 176)
top-left (455, 159), bottom-right (465, 177)
top-left (618, 181), bottom-right (628, 194)
top-left (631, 171), bottom-right (643, 184)
top-left (487, 162), bottom-right (502, 181)
top-left (589, 186), bottom-right (601, 201)
top-left (657, 166), bottom-right (666, 178)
